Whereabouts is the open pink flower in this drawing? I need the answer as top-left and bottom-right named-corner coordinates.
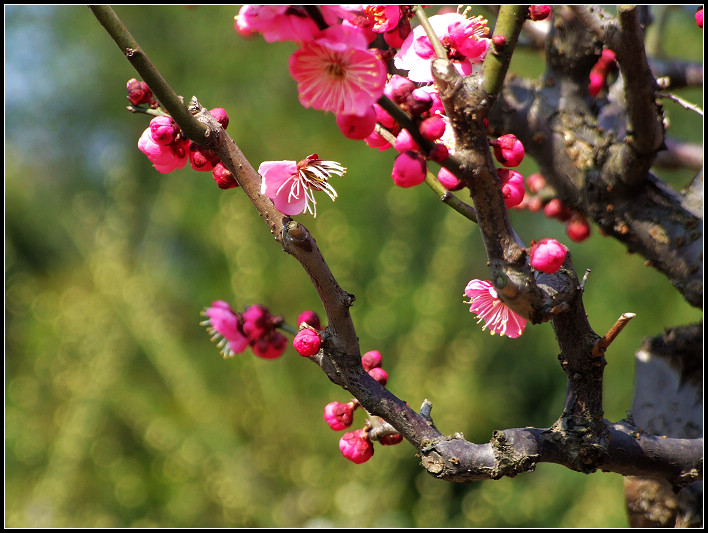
top-left (201, 300), bottom-right (250, 357)
top-left (234, 5), bottom-right (319, 43)
top-left (289, 25), bottom-right (387, 116)
top-left (259, 154), bottom-right (346, 217)
top-left (464, 280), bottom-right (526, 338)
top-left (394, 12), bottom-right (490, 82)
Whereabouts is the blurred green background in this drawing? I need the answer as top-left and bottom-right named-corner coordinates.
top-left (5, 5), bottom-right (702, 528)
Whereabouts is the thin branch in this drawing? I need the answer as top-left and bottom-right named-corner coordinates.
top-left (592, 313), bottom-right (637, 357)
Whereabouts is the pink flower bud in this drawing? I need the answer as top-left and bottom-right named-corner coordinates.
top-left (419, 116), bottom-right (446, 141)
top-left (437, 166), bottom-right (464, 191)
top-left (543, 198), bottom-right (572, 221)
top-left (384, 74), bottom-right (415, 105)
top-left (529, 5), bottom-right (551, 21)
top-left (212, 162), bottom-right (239, 189)
top-left (297, 310), bottom-right (321, 330)
top-left (367, 366), bottom-right (388, 386)
top-left (392, 151), bottom-right (427, 188)
top-left (393, 129), bottom-right (420, 153)
top-left (526, 173), bottom-right (547, 194)
top-left (209, 108), bottom-right (229, 129)
top-left (566, 212), bottom-right (591, 242)
top-left (252, 330), bottom-right (287, 360)
top-left (379, 433), bottom-right (404, 446)
top-left (696, 8), bottom-right (703, 29)
top-left (492, 34), bottom-right (507, 48)
top-left (364, 130), bottom-right (393, 151)
top-left (529, 238), bottom-right (567, 274)
top-left (336, 106), bottom-right (377, 140)
top-left (497, 168), bottom-right (525, 208)
top-left (339, 429), bottom-right (374, 464)
top-left (588, 71), bottom-right (606, 97)
top-left (373, 103), bottom-right (396, 130)
top-left (428, 143), bottom-right (449, 164)
top-left (323, 401), bottom-right (355, 430)
top-left (126, 78), bottom-right (154, 106)
top-left (492, 134), bottom-right (525, 167)
top-left (138, 129), bottom-right (189, 174)
top-left (405, 87), bottom-right (433, 116)
top-left (189, 142), bottom-right (221, 172)
top-left (149, 116), bottom-right (180, 146)
top-left (361, 350), bottom-right (382, 371)
top-left (293, 328), bottom-right (321, 357)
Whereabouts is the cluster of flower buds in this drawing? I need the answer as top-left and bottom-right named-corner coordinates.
top-left (321, 350), bottom-right (401, 463)
top-left (516, 173), bottom-right (591, 242)
top-left (130, 79), bottom-right (237, 189)
top-left (588, 49), bottom-right (617, 98)
top-left (201, 301), bottom-right (288, 359)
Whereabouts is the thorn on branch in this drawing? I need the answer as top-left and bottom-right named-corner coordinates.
top-left (592, 312), bottom-right (636, 357)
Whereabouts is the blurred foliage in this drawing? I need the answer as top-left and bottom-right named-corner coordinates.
top-left (5, 5), bottom-right (702, 528)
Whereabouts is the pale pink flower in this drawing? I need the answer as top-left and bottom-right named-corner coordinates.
top-left (259, 154), bottom-right (346, 217)
top-left (339, 429), bottom-right (375, 464)
top-left (289, 25), bottom-right (387, 116)
top-left (234, 5), bottom-right (319, 43)
top-left (394, 12), bottom-right (490, 83)
top-left (529, 238), bottom-right (567, 274)
top-left (201, 300), bottom-right (250, 357)
top-left (464, 280), bottom-right (526, 338)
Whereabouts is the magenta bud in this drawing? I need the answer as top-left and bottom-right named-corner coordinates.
top-left (209, 108), bottom-right (229, 129)
top-left (566, 212), bottom-right (591, 242)
top-left (339, 429), bottom-right (374, 464)
top-left (405, 87), bottom-right (433, 116)
top-left (126, 78), bottom-right (154, 106)
top-left (212, 162), bottom-right (239, 189)
top-left (336, 106), bottom-right (377, 140)
top-left (293, 328), bottom-right (321, 357)
top-left (437, 166), bottom-right (464, 191)
top-left (384, 74), bottom-right (416, 105)
top-left (492, 134), bottom-right (525, 167)
top-left (529, 238), bottom-right (567, 274)
top-left (393, 128), bottom-right (420, 153)
top-left (323, 401), bottom-right (355, 431)
top-left (529, 5), bottom-right (551, 21)
top-left (392, 151), bottom-right (427, 188)
top-left (497, 168), bottom-right (525, 208)
top-left (492, 34), bottom-right (507, 48)
top-left (297, 310), bottom-right (321, 330)
top-left (419, 116), bottom-right (446, 141)
top-left (361, 350), bottom-right (382, 371)
top-left (428, 143), bottom-right (449, 164)
top-left (367, 366), bottom-right (388, 386)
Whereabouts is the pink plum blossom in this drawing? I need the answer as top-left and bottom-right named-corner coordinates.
top-left (464, 280), bottom-right (526, 338)
top-left (529, 238), bottom-right (567, 274)
top-left (234, 5), bottom-right (319, 43)
top-left (201, 300), bottom-right (250, 357)
top-left (289, 25), bottom-right (387, 117)
top-left (259, 154), bottom-right (345, 217)
top-left (394, 12), bottom-right (490, 83)
top-left (324, 401), bottom-right (355, 431)
top-left (363, 5), bottom-right (401, 33)
top-left (339, 429), bottom-right (375, 464)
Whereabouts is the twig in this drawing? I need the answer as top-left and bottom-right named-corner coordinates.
top-left (592, 312), bottom-right (636, 357)
top-left (656, 91), bottom-right (704, 116)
